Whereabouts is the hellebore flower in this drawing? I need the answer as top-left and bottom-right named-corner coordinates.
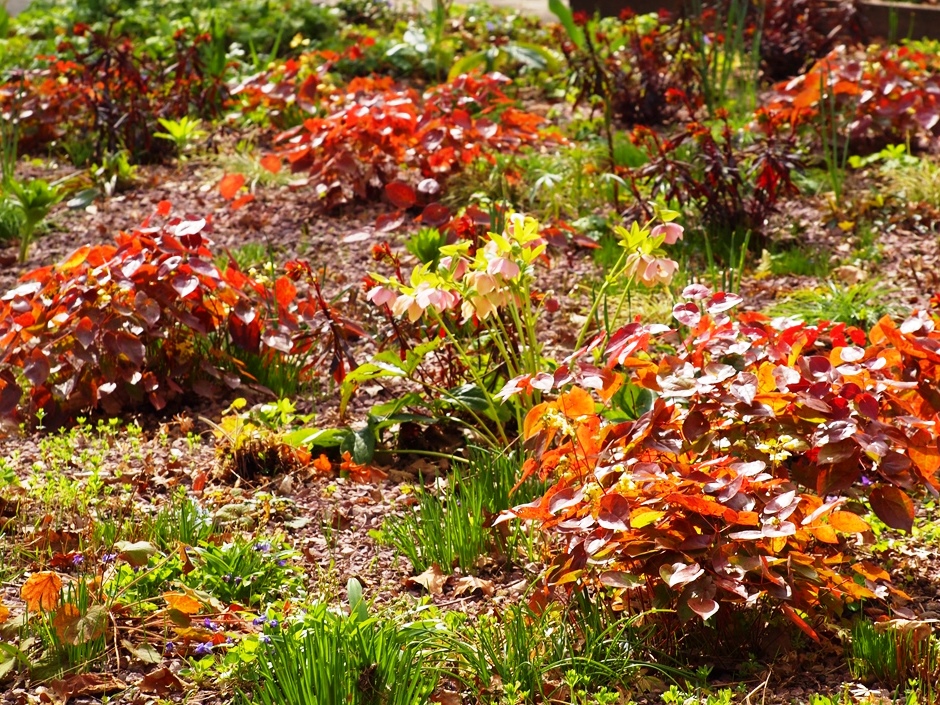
top-left (650, 222), bottom-right (684, 245)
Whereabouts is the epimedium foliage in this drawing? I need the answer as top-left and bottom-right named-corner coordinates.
top-left (262, 72), bottom-right (558, 210)
top-left (0, 26), bottom-right (228, 162)
top-left (764, 45), bottom-right (940, 155)
top-left (502, 284), bottom-right (940, 637)
top-left (0, 202), bottom-right (364, 424)
top-left (624, 98), bottom-right (801, 244)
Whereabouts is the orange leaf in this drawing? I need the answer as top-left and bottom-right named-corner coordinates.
top-left (523, 402), bottom-right (550, 441)
top-left (219, 173), bottom-right (246, 200)
top-left (313, 454), bottom-right (332, 472)
top-left (557, 387), bottom-right (594, 419)
top-left (52, 603), bottom-right (80, 640)
top-left (22, 571), bottom-right (63, 612)
top-left (828, 510), bottom-right (870, 534)
top-left (0, 601), bottom-right (9, 623)
top-left (809, 524), bottom-right (840, 544)
top-left (163, 592), bottom-right (202, 615)
top-left (852, 560), bottom-right (890, 582)
top-left (230, 194), bottom-right (255, 210)
top-left (781, 604), bottom-right (819, 643)
top-left (260, 155), bottom-right (281, 174)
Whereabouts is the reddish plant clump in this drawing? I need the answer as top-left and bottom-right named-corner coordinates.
top-left (503, 286), bottom-right (940, 636)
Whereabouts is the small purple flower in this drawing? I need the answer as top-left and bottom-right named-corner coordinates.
top-left (71, 554), bottom-right (84, 567)
top-left (252, 616), bottom-right (266, 626)
top-left (194, 642), bottom-right (213, 656)
top-left (260, 634), bottom-right (271, 644)
top-left (233, 576), bottom-right (242, 585)
top-left (267, 619), bottom-right (279, 629)
top-left (101, 553), bottom-right (117, 564)
top-left (164, 641), bottom-right (175, 655)
top-left (276, 559), bottom-right (287, 567)
top-left (222, 574), bottom-right (231, 583)
top-left (254, 541), bottom-right (272, 553)
top-left (861, 475), bottom-right (873, 487)
top-left (203, 618), bottom-right (219, 631)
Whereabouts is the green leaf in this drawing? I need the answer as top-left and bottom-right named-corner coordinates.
top-left (282, 427), bottom-right (348, 449)
top-left (115, 540), bottom-right (157, 567)
top-left (122, 639), bottom-right (162, 664)
top-left (448, 52), bottom-right (487, 82)
top-left (548, 0), bottom-right (585, 48)
top-left (340, 426), bottom-right (375, 465)
top-left (347, 578), bottom-right (369, 624)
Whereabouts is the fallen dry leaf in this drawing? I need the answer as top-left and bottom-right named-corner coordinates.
top-left (139, 667), bottom-right (184, 695)
top-left (52, 605), bottom-right (108, 646)
top-left (0, 602), bottom-right (9, 623)
top-left (453, 575), bottom-right (495, 598)
top-left (21, 571), bottom-right (63, 612)
top-left (51, 673), bottom-right (125, 704)
top-left (405, 564), bottom-right (448, 595)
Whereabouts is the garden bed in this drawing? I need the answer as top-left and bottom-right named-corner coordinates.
top-left (1, 0), bottom-right (940, 703)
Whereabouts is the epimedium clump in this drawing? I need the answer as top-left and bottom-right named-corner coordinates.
top-left (501, 284), bottom-right (940, 637)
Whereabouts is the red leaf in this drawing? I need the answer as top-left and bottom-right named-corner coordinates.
top-left (375, 211), bottom-right (405, 233)
top-left (156, 200), bottom-right (172, 216)
top-left (869, 486), bottom-right (914, 533)
top-left (385, 181), bottom-right (417, 209)
top-left (419, 203), bottom-right (451, 227)
top-left (171, 273), bottom-right (199, 298)
top-left (597, 493), bottom-right (630, 531)
top-left (219, 174), bottom-right (246, 200)
top-left (24, 348), bottom-right (51, 387)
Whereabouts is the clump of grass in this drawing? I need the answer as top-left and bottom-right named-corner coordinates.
top-left (250, 579), bottom-right (439, 705)
top-left (381, 449), bottom-right (545, 574)
top-left (767, 279), bottom-right (901, 329)
top-left (848, 619), bottom-right (940, 697)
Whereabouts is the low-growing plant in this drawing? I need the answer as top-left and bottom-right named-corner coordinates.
top-left (382, 449), bottom-right (545, 574)
top-left (848, 619), bottom-right (940, 694)
top-left (186, 537), bottom-right (303, 606)
top-left (249, 579), bottom-right (439, 705)
top-left (154, 116), bottom-right (208, 161)
top-left (5, 177), bottom-right (62, 263)
top-left (768, 279), bottom-right (901, 329)
top-left (502, 278), bottom-right (940, 638)
top-left (0, 203), bottom-right (366, 424)
top-left (265, 72), bottom-right (558, 210)
top-left (438, 592), bottom-right (681, 702)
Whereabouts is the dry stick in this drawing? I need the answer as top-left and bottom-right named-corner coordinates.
top-left (744, 667), bottom-right (772, 705)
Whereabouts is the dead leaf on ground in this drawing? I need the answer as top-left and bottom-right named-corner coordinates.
top-left (139, 667), bottom-right (185, 695)
top-left (51, 673), bottom-right (125, 704)
top-left (52, 605), bottom-right (108, 645)
top-left (453, 575), bottom-right (496, 598)
top-left (0, 602), bottom-right (9, 623)
top-left (405, 565), bottom-right (449, 595)
top-left (21, 571), bottom-right (63, 612)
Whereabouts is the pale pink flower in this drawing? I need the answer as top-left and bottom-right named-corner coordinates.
top-left (651, 222), bottom-right (684, 245)
top-left (466, 271), bottom-right (498, 295)
top-left (392, 294), bottom-right (421, 322)
top-left (640, 257), bottom-right (679, 286)
top-left (440, 256), bottom-right (469, 280)
top-left (366, 285), bottom-right (396, 307)
top-left (487, 256), bottom-right (520, 279)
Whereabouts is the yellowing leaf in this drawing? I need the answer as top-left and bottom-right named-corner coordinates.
top-left (829, 510), bottom-right (870, 534)
top-left (0, 602), bottom-right (9, 623)
top-left (629, 508), bottom-right (664, 528)
top-left (163, 592), bottom-right (202, 615)
top-left (21, 571), bottom-right (63, 612)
